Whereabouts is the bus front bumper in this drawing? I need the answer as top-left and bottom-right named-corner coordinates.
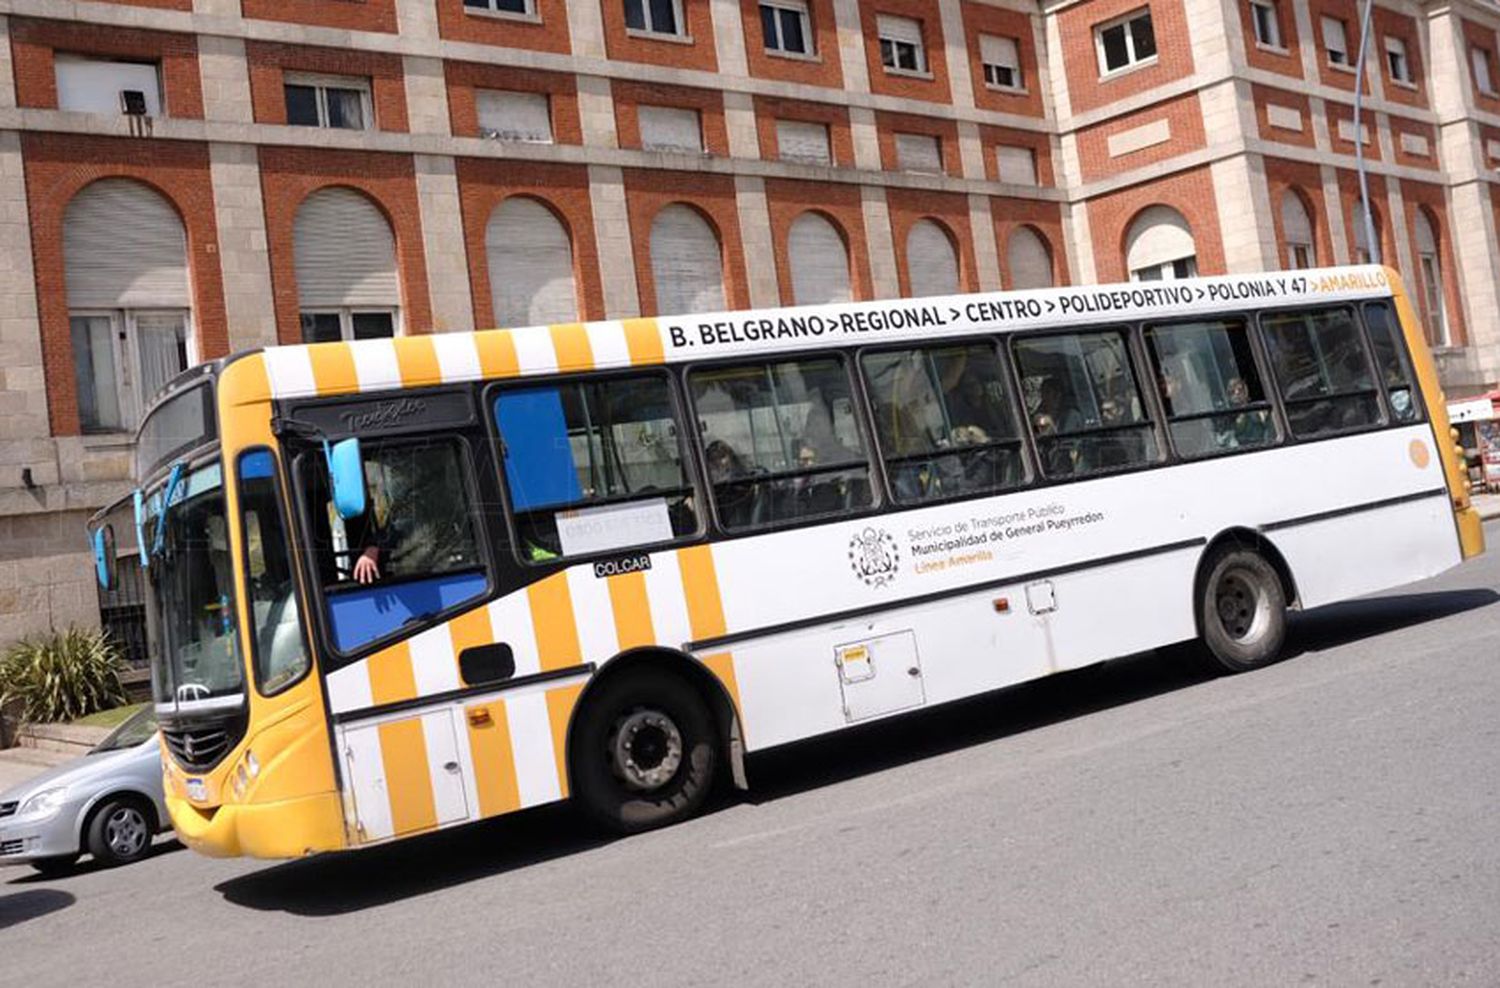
top-left (167, 791), bottom-right (346, 860)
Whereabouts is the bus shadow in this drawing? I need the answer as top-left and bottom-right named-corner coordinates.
top-left (216, 585), bottom-right (1495, 917)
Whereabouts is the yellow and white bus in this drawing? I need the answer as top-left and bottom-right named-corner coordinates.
top-left (91, 265), bottom-right (1483, 857)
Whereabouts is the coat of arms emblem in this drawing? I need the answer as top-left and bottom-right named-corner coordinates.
top-left (848, 527), bottom-right (900, 588)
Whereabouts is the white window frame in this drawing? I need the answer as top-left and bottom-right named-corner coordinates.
top-left (462, 0), bottom-right (540, 22)
top-left (1094, 8), bottom-right (1158, 78)
top-left (1249, 0), bottom-right (1284, 51)
top-left (1384, 36), bottom-right (1414, 86)
top-left (70, 307), bottom-right (196, 432)
top-left (1321, 15), bottom-right (1351, 68)
top-left (877, 15), bottom-right (930, 78)
top-left (1419, 250), bottom-right (1448, 346)
top-left (1287, 242), bottom-right (1313, 270)
top-left (625, 0), bottom-right (689, 39)
top-left (761, 0), bottom-right (815, 58)
top-left (299, 307), bottom-right (401, 343)
top-left (283, 72), bottom-right (373, 131)
top-left (1472, 45), bottom-right (1497, 97)
top-left (476, 89), bottom-right (554, 144)
top-left (979, 34), bottom-right (1024, 92)
top-left (1130, 257), bottom-right (1198, 282)
top-left (54, 54), bottom-right (166, 118)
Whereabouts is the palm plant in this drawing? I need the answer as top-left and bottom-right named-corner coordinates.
top-left (0, 627), bottom-right (129, 725)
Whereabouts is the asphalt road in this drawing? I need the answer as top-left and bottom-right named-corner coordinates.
top-left (5, 524), bottom-right (1500, 987)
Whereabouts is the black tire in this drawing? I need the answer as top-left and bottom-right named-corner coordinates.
top-left (30, 855), bottom-right (78, 877)
top-left (85, 796), bottom-right (155, 867)
top-left (1197, 544), bottom-right (1288, 673)
top-left (570, 670), bottom-right (719, 835)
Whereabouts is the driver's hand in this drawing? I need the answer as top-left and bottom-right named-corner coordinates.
top-left (353, 547), bottom-right (381, 584)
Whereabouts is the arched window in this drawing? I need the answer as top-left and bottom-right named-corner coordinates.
top-left (1125, 205), bottom-right (1197, 281)
top-left (1281, 191), bottom-right (1316, 270)
top-left (787, 212), bottom-right (852, 305)
top-left (650, 204), bottom-right (725, 316)
top-left (294, 187), bottom-right (399, 343)
top-left (487, 197), bottom-right (579, 327)
top-left (1006, 226), bottom-right (1054, 290)
top-left (906, 219), bottom-right (960, 297)
top-left (64, 178), bottom-right (191, 432)
top-left (1413, 208), bottom-right (1448, 346)
top-left (1352, 202), bottom-right (1381, 265)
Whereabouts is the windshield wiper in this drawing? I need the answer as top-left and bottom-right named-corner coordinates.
top-left (150, 460), bottom-right (187, 562)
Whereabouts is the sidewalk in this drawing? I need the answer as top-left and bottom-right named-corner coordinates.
top-left (1475, 493), bottom-right (1500, 521)
top-left (0, 745), bottom-right (72, 793)
top-left (0, 722), bottom-right (111, 793)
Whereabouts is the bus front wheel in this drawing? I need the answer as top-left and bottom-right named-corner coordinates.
top-left (571, 670), bottom-right (719, 834)
top-left (1197, 544), bottom-right (1288, 673)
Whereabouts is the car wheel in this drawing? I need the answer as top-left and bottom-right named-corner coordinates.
top-left (86, 796), bottom-right (155, 867)
top-left (571, 670), bottom-right (719, 835)
top-left (30, 854), bottom-right (78, 877)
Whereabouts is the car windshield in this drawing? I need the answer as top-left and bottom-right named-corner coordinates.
top-left (91, 706), bottom-right (159, 753)
top-left (142, 462), bottom-right (245, 707)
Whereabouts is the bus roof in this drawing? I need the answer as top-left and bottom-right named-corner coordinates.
top-left (248, 266), bottom-right (1399, 405)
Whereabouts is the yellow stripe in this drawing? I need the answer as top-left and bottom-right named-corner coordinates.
top-left (395, 335), bottom-right (442, 388)
top-left (377, 717), bottom-right (437, 836)
top-left (607, 570), bottom-right (655, 650)
top-left (307, 342), bottom-right (359, 396)
top-left (700, 652), bottom-right (742, 717)
top-left (475, 329), bottom-right (520, 378)
top-left (678, 544), bottom-right (727, 641)
top-left (447, 604), bottom-right (494, 683)
top-left (549, 322), bottom-right (594, 372)
top-left (366, 643), bottom-right (417, 706)
top-left (622, 317), bottom-right (665, 365)
top-left (545, 683), bottom-right (585, 799)
top-left (466, 703), bottom-right (520, 818)
top-left (526, 574), bottom-right (583, 670)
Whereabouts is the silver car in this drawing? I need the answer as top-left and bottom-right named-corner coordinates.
top-left (0, 706), bottom-right (168, 875)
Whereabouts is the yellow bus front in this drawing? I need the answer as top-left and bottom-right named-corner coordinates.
top-left (123, 355), bottom-right (347, 859)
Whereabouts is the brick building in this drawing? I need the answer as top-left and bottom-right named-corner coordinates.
top-left (0, 0), bottom-right (1498, 648)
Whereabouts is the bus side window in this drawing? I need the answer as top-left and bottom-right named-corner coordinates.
top-left (689, 356), bottom-right (874, 531)
top-left (1362, 301), bottom-right (1422, 423)
top-left (494, 373), bottom-right (698, 562)
top-left (1260, 307), bottom-right (1383, 438)
top-left (237, 449), bottom-right (308, 695)
top-left (302, 437), bottom-right (488, 654)
top-left (1011, 330), bottom-right (1160, 479)
top-left (860, 342), bottom-right (1029, 504)
top-left (1144, 318), bottom-right (1279, 458)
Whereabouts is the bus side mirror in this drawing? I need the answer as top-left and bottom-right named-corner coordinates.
top-left (93, 524), bottom-right (118, 590)
top-left (329, 438), bottom-right (367, 520)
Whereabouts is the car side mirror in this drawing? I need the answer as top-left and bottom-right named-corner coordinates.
top-left (93, 524), bottom-right (118, 590)
top-left (328, 438), bottom-right (367, 521)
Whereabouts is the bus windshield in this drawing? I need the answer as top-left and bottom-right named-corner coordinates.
top-left (143, 462), bottom-right (245, 707)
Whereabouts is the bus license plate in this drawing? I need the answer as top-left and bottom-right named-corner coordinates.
top-left (185, 778), bottom-right (206, 802)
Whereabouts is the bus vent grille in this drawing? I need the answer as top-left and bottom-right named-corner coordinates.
top-left (162, 726), bottom-right (231, 771)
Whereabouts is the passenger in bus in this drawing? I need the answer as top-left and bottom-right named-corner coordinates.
top-left (787, 439), bottom-right (845, 517)
top-left (705, 439), bottom-right (760, 529)
top-left (1215, 376), bottom-right (1273, 450)
top-left (1037, 378), bottom-right (1084, 434)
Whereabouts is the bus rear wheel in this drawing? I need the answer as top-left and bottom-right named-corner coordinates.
top-left (1197, 544), bottom-right (1287, 673)
top-left (571, 670), bottom-right (719, 835)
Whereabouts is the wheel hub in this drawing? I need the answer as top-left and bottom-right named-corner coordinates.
top-left (1214, 569), bottom-right (1269, 643)
top-left (105, 807), bottom-right (148, 858)
top-left (608, 709), bottom-right (684, 792)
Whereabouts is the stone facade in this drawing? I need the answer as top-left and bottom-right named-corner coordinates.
top-left (0, 0), bottom-right (1498, 649)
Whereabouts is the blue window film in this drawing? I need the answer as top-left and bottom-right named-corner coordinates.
top-left (239, 449), bottom-right (275, 480)
top-left (494, 388), bottom-right (582, 512)
top-left (326, 570), bottom-right (488, 653)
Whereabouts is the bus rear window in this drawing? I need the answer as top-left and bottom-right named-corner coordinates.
top-left (494, 374), bottom-right (699, 562)
top-left (1261, 307), bottom-right (1382, 438)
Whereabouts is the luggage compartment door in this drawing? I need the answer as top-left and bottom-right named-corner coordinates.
top-left (834, 630), bottom-right (925, 723)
